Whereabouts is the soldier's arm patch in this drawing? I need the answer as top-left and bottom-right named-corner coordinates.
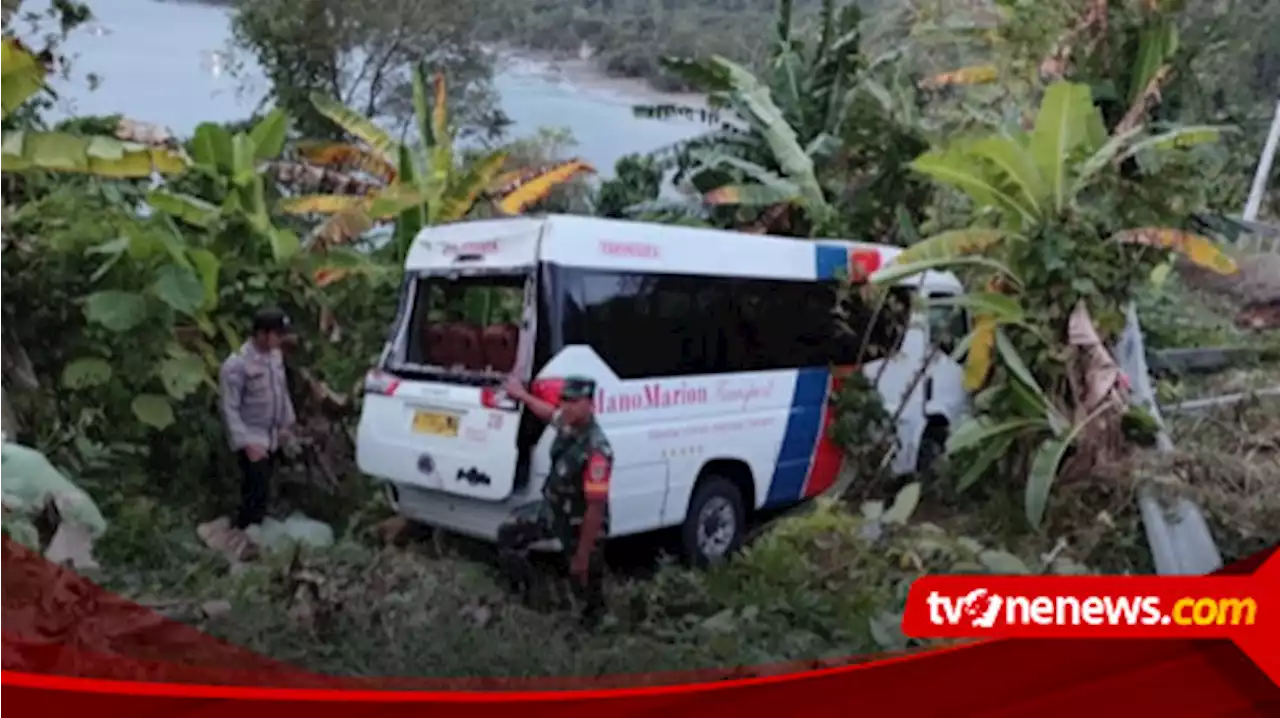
top-left (583, 451), bottom-right (611, 501)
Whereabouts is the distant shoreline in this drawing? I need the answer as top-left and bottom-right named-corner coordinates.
top-left (489, 44), bottom-right (707, 111)
top-left (155, 0), bottom-right (705, 110)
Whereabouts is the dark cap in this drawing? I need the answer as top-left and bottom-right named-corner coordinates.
top-left (251, 307), bottom-right (294, 335)
top-left (560, 376), bottom-right (596, 401)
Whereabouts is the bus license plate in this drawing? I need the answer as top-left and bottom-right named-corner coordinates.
top-left (412, 410), bottom-right (459, 437)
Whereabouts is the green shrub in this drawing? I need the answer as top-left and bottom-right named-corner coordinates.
top-left (106, 485), bottom-right (1089, 679)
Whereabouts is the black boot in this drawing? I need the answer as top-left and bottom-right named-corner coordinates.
top-left (497, 549), bottom-right (536, 603)
top-left (579, 603), bottom-right (604, 630)
top-left (574, 569), bottom-right (606, 630)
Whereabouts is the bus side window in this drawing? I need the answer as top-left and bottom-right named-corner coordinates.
top-left (693, 280), bottom-right (734, 374)
top-left (725, 282), bottom-right (766, 372)
top-left (926, 292), bottom-right (968, 356)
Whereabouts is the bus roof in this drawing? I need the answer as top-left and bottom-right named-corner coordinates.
top-left (403, 214), bottom-right (958, 290)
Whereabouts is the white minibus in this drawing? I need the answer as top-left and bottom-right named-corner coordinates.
top-left (356, 214), bottom-right (971, 564)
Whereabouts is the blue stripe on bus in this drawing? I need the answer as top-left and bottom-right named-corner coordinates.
top-left (764, 367), bottom-right (831, 506)
top-left (814, 244), bottom-right (848, 281)
top-left (763, 245), bottom-right (848, 506)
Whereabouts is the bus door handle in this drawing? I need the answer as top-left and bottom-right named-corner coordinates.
top-left (924, 378), bottom-right (933, 402)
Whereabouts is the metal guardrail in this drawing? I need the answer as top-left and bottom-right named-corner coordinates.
top-left (1160, 386), bottom-right (1280, 416)
top-left (1149, 346), bottom-right (1280, 375)
top-left (1117, 304), bottom-right (1225, 576)
top-left (1149, 345), bottom-right (1280, 415)
top-left (1190, 215), bottom-right (1280, 254)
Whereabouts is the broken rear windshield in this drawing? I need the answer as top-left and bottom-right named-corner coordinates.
top-left (400, 275), bottom-right (527, 375)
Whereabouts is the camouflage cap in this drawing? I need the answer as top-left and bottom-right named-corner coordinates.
top-left (560, 375), bottom-right (597, 402)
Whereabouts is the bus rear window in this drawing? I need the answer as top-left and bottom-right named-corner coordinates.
top-left (401, 274), bottom-right (528, 375)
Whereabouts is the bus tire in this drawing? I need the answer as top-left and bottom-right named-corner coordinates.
top-left (681, 476), bottom-right (746, 568)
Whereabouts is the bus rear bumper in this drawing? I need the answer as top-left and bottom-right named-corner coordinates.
top-left (385, 480), bottom-right (562, 551)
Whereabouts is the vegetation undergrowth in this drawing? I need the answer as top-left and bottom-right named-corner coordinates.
top-left (93, 486), bottom-right (1068, 680)
top-left (1156, 368), bottom-right (1280, 562)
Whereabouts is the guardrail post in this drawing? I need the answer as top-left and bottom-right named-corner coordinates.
top-left (1116, 303), bottom-right (1224, 575)
top-left (1243, 98), bottom-right (1280, 225)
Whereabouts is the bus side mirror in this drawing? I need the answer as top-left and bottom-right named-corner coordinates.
top-left (926, 299), bottom-right (965, 357)
top-left (937, 332), bottom-right (957, 356)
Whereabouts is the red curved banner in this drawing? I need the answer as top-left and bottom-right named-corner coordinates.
top-left (3, 537), bottom-right (1278, 716)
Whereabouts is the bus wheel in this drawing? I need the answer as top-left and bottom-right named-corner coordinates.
top-left (681, 476), bottom-right (746, 568)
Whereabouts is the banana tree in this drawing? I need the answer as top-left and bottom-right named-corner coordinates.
top-left (61, 108), bottom-right (345, 436)
top-left (631, 0), bottom-right (847, 233)
top-left (635, 0), bottom-right (931, 240)
top-left (144, 109), bottom-right (300, 264)
top-left (1, 37), bottom-right (188, 177)
top-left (276, 65), bottom-right (594, 273)
top-left (693, 55), bottom-right (836, 234)
top-left (870, 80), bottom-right (1238, 528)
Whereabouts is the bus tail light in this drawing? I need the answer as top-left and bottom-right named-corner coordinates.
top-left (364, 370), bottom-right (400, 396)
top-left (480, 386), bottom-right (519, 411)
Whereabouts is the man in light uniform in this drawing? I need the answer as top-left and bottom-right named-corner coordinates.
top-left (218, 307), bottom-right (297, 530)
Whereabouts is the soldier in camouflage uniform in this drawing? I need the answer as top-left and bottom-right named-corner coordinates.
top-left (498, 375), bottom-right (612, 626)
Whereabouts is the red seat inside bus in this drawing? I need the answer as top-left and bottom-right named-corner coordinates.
top-left (423, 323), bottom-right (451, 366)
top-left (451, 324), bottom-right (485, 371)
top-left (423, 322), bottom-right (484, 370)
top-left (481, 322), bottom-right (519, 373)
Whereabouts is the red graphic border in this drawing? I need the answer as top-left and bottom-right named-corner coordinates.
top-left (3, 538), bottom-right (1278, 716)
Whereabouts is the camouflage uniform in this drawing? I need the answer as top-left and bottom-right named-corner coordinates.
top-left (497, 377), bottom-right (613, 625)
